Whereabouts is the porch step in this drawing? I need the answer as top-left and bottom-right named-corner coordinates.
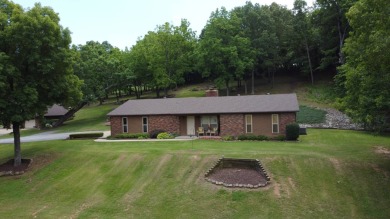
top-left (199, 136), bottom-right (222, 140)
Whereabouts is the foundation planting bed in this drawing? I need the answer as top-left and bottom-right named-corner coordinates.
top-left (205, 157), bottom-right (270, 188)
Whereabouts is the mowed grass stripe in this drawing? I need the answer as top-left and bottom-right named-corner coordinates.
top-left (0, 129), bottom-right (389, 218)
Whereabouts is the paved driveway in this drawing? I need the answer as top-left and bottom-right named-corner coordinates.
top-left (0, 131), bottom-right (110, 144)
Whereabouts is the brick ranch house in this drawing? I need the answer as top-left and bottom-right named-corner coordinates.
top-left (108, 93), bottom-right (299, 137)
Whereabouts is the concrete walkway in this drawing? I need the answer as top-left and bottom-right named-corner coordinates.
top-left (0, 130), bottom-right (198, 144)
top-left (95, 136), bottom-right (198, 142)
top-left (0, 130), bottom-right (111, 144)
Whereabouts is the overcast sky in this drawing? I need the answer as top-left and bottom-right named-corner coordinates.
top-left (14, 0), bottom-right (314, 50)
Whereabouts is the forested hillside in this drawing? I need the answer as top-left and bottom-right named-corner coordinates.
top-left (1, 0), bottom-right (389, 132)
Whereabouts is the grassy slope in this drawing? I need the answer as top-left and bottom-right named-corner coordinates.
top-left (54, 103), bottom-right (116, 133)
top-left (0, 129), bottom-right (389, 218)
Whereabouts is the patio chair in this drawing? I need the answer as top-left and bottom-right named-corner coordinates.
top-left (209, 127), bottom-right (218, 136)
top-left (197, 127), bottom-right (205, 136)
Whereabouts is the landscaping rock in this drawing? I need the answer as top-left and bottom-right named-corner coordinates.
top-left (300, 108), bottom-right (361, 130)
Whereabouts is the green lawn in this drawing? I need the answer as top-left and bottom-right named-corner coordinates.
top-left (173, 84), bottom-right (207, 98)
top-left (0, 129), bottom-right (389, 218)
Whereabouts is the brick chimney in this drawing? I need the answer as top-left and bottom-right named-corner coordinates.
top-left (206, 89), bottom-right (219, 97)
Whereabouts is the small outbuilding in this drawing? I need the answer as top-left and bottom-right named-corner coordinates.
top-left (35, 104), bottom-right (68, 128)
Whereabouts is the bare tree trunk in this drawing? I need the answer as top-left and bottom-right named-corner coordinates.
top-left (251, 69), bottom-right (255, 95)
top-left (156, 87), bottom-right (160, 98)
top-left (336, 2), bottom-right (348, 65)
top-left (115, 90), bottom-right (120, 103)
top-left (272, 70), bottom-right (275, 89)
top-left (13, 122), bottom-right (21, 167)
top-left (52, 101), bottom-right (88, 128)
top-left (244, 80), bottom-right (248, 95)
top-left (225, 80), bottom-right (230, 96)
top-left (135, 85), bottom-right (141, 99)
top-left (164, 87), bottom-right (168, 97)
top-left (304, 37), bottom-right (314, 85)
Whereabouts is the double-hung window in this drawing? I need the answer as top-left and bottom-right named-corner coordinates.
top-left (272, 114), bottom-right (279, 133)
top-left (245, 115), bottom-right (252, 133)
top-left (122, 117), bottom-right (128, 133)
top-left (200, 116), bottom-right (218, 130)
top-left (142, 116), bottom-right (148, 133)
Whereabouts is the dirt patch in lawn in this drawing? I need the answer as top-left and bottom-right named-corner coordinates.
top-left (0, 158), bottom-right (32, 176)
top-left (329, 157), bottom-right (343, 173)
top-left (374, 146), bottom-right (390, 158)
top-left (205, 158), bottom-right (270, 189)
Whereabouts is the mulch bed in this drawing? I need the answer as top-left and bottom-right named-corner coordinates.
top-left (208, 167), bottom-right (268, 185)
top-left (0, 159), bottom-right (32, 176)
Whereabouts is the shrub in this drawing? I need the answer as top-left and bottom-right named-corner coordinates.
top-left (286, 123), bottom-right (300, 140)
top-left (69, 132), bottom-right (104, 139)
top-left (114, 133), bottom-right (149, 139)
top-left (272, 135), bottom-right (286, 141)
top-left (222, 135), bottom-right (235, 141)
top-left (238, 134), bottom-right (255, 141)
top-left (237, 135), bottom-right (269, 141)
top-left (150, 129), bottom-right (165, 139)
top-left (157, 132), bottom-right (174, 139)
top-left (257, 135), bottom-right (269, 141)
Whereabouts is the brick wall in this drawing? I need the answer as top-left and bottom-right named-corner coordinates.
top-left (206, 89), bottom-right (219, 97)
top-left (279, 112), bottom-right (296, 134)
top-left (111, 112), bottom-right (296, 137)
top-left (149, 115), bottom-right (180, 134)
top-left (220, 114), bottom-right (245, 137)
top-left (110, 116), bottom-right (122, 136)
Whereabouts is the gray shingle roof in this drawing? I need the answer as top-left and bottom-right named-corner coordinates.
top-left (44, 104), bottom-right (68, 117)
top-left (108, 94), bottom-right (299, 116)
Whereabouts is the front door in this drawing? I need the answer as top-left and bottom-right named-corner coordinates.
top-left (187, 116), bottom-right (195, 135)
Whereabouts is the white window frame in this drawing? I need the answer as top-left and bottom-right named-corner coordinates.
top-left (200, 115), bottom-right (218, 129)
top-left (122, 117), bottom-right (128, 133)
top-left (142, 116), bottom-right (148, 133)
top-left (245, 114), bottom-right (252, 133)
top-left (272, 114), bottom-right (279, 133)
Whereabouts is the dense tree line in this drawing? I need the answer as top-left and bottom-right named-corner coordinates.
top-left (79, 0), bottom-right (356, 102)
top-left (337, 0), bottom-right (389, 131)
top-left (73, 0), bottom-right (356, 100)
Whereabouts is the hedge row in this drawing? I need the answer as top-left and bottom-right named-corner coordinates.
top-left (237, 134), bottom-right (269, 141)
top-left (234, 134), bottom-right (286, 141)
top-left (69, 132), bottom-right (104, 139)
top-left (114, 133), bottom-right (149, 139)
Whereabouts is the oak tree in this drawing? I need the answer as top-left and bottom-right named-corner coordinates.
top-left (0, 1), bottom-right (82, 166)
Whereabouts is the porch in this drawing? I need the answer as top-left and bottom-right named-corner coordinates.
top-left (198, 135), bottom-right (222, 140)
top-left (180, 115), bottom-right (220, 137)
